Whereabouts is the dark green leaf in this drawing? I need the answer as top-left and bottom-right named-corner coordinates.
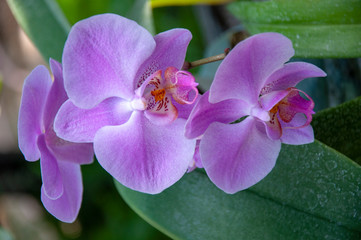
top-left (229, 0), bottom-right (361, 24)
top-left (228, 0), bottom-right (361, 58)
top-left (116, 141), bottom-right (361, 239)
top-left (7, 0), bottom-right (70, 61)
top-left (251, 141), bottom-right (361, 231)
top-left (313, 96), bottom-right (361, 163)
top-left (241, 24), bottom-right (361, 58)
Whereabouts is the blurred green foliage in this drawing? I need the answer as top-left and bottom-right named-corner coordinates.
top-left (0, 227), bottom-right (13, 240)
top-left (56, 0), bottom-right (134, 25)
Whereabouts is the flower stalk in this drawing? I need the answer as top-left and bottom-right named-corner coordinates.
top-left (182, 48), bottom-right (230, 70)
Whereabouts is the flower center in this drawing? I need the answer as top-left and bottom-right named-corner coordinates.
top-left (135, 66), bottom-right (199, 125)
top-left (269, 103), bottom-right (280, 114)
top-left (151, 88), bottom-right (166, 102)
top-left (268, 88), bottom-right (314, 129)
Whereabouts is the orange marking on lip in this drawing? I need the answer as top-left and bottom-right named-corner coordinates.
top-left (151, 88), bottom-right (166, 102)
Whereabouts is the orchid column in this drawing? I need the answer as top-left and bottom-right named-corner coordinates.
top-left (54, 14), bottom-right (198, 194)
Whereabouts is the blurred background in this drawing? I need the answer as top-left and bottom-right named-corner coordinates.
top-left (0, 0), bottom-right (236, 239)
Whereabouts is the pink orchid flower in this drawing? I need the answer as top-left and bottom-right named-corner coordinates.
top-left (54, 14), bottom-right (198, 194)
top-left (185, 33), bottom-right (326, 194)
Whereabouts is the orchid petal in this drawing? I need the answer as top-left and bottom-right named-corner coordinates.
top-left (261, 62), bottom-right (327, 95)
top-left (173, 98), bottom-right (198, 120)
top-left (144, 97), bottom-right (178, 126)
top-left (200, 117), bottom-right (281, 194)
top-left (209, 33), bottom-right (294, 104)
top-left (18, 66), bottom-right (52, 161)
top-left (262, 113), bottom-right (282, 140)
top-left (41, 161), bottom-right (83, 223)
top-left (278, 88), bottom-right (314, 126)
top-left (280, 113), bottom-right (314, 145)
top-left (259, 89), bottom-right (290, 111)
top-left (54, 98), bottom-right (132, 142)
top-left (49, 140), bottom-right (94, 165)
top-left (135, 70), bottom-right (163, 99)
top-left (135, 28), bottom-right (192, 88)
top-left (185, 91), bottom-right (250, 139)
top-left (94, 112), bottom-right (196, 194)
top-left (165, 67), bottom-right (198, 104)
top-left (46, 127), bottom-right (94, 164)
top-left (187, 139), bottom-right (202, 173)
top-left (63, 14), bottom-right (155, 108)
top-left (43, 59), bottom-right (67, 129)
top-left (37, 134), bottom-right (63, 200)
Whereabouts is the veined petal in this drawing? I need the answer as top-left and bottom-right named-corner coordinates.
top-left (41, 161), bottom-right (83, 223)
top-left (54, 98), bottom-right (132, 143)
top-left (63, 14), bottom-right (155, 108)
top-left (43, 59), bottom-right (67, 129)
top-left (18, 65), bottom-right (52, 161)
top-left (37, 134), bottom-right (63, 200)
top-left (210, 33), bottom-right (294, 104)
top-left (280, 113), bottom-right (314, 145)
top-left (94, 112), bottom-right (196, 194)
top-left (185, 91), bottom-right (250, 139)
top-left (261, 62), bottom-right (327, 95)
top-left (144, 97), bottom-right (178, 125)
top-left (200, 117), bottom-right (281, 194)
top-left (135, 28), bottom-right (192, 88)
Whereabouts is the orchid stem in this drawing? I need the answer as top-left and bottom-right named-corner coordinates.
top-left (182, 48), bottom-right (230, 70)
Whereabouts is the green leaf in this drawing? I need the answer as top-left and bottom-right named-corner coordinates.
top-left (229, 0), bottom-right (361, 24)
top-left (228, 0), bottom-right (361, 58)
top-left (242, 24), bottom-right (361, 58)
top-left (7, 0), bottom-right (70, 62)
top-left (313, 96), bottom-right (361, 163)
top-left (116, 141), bottom-right (361, 239)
